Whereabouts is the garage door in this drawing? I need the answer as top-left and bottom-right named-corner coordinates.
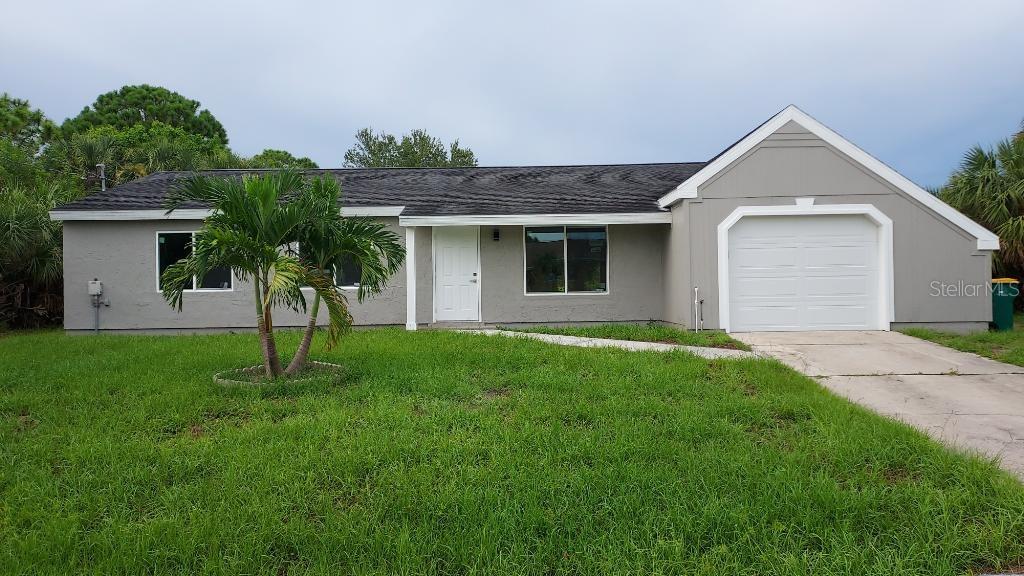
top-left (727, 214), bottom-right (879, 332)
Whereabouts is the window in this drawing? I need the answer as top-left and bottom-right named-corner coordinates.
top-left (566, 227), bottom-right (608, 292)
top-left (524, 226), bottom-right (607, 294)
top-left (295, 243), bottom-right (363, 289)
top-left (335, 254), bottom-right (362, 288)
top-left (157, 232), bottom-right (232, 291)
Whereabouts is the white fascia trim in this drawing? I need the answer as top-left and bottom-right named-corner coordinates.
top-left (50, 209), bottom-right (214, 221)
top-left (716, 202), bottom-right (895, 333)
top-left (399, 212), bottom-right (671, 227)
top-left (660, 105), bottom-right (999, 251)
top-left (344, 206), bottom-right (405, 217)
top-left (50, 205), bottom-right (405, 221)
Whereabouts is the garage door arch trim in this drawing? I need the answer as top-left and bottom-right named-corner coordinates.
top-left (716, 202), bottom-right (894, 332)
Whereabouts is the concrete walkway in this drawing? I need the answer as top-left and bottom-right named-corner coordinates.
top-left (470, 329), bottom-right (755, 359)
top-left (734, 330), bottom-right (1024, 479)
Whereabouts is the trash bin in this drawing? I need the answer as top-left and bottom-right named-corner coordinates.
top-left (991, 278), bottom-right (1019, 331)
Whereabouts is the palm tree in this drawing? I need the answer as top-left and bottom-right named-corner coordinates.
top-left (0, 141), bottom-right (81, 327)
top-left (160, 170), bottom-right (351, 378)
top-left (0, 181), bottom-right (77, 327)
top-left (284, 176), bottom-right (404, 375)
top-left (138, 136), bottom-right (204, 173)
top-left (940, 136), bottom-right (1024, 275)
top-left (59, 132), bottom-right (116, 190)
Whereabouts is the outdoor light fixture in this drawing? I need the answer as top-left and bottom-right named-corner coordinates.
top-left (492, 228), bottom-right (500, 242)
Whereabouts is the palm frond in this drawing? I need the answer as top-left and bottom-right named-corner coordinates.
top-left (263, 254), bottom-right (308, 313)
top-left (940, 135), bottom-right (1024, 274)
top-left (289, 175), bottom-right (406, 302)
top-left (164, 173), bottom-right (231, 213)
top-left (159, 258), bottom-right (197, 311)
top-left (334, 217), bottom-right (405, 301)
top-left (303, 263), bottom-right (352, 349)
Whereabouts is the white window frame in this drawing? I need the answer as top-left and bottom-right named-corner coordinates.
top-left (155, 231), bottom-right (234, 292)
top-left (522, 225), bottom-right (610, 296)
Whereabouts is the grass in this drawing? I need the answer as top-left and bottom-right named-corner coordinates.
top-left (500, 322), bottom-right (750, 350)
top-left (902, 312), bottom-right (1024, 366)
top-left (2, 329), bottom-right (1024, 575)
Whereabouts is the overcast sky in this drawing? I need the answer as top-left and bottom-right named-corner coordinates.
top-left (4, 1), bottom-right (1022, 188)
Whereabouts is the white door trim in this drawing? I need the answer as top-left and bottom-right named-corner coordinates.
top-left (431, 226), bottom-right (481, 322)
top-left (716, 200), bottom-right (894, 333)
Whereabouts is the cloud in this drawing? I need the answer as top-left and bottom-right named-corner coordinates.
top-left (3, 0), bottom-right (1022, 186)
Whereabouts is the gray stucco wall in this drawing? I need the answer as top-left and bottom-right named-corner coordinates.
top-left (665, 120), bottom-right (992, 330)
top-left (413, 226), bottom-right (433, 324)
top-left (62, 218), bottom-right (667, 331)
top-left (63, 218), bottom-right (412, 331)
top-left (478, 224), bottom-right (666, 324)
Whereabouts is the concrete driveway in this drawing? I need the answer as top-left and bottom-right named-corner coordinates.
top-left (733, 330), bottom-right (1024, 479)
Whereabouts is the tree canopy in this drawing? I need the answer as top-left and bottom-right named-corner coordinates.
top-left (343, 128), bottom-right (477, 168)
top-left (1, 93), bottom-right (55, 153)
top-left (61, 85), bottom-right (228, 144)
top-left (0, 127), bottom-right (82, 327)
top-left (42, 122), bottom-right (224, 190)
top-left (939, 120), bottom-right (1024, 276)
top-left (248, 149), bottom-right (318, 169)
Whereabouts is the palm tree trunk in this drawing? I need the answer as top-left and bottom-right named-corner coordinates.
top-left (261, 284), bottom-right (284, 377)
top-left (285, 292), bottom-right (320, 376)
top-left (253, 278), bottom-right (276, 378)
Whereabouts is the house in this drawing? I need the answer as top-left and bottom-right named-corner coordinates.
top-left (50, 106), bottom-right (999, 334)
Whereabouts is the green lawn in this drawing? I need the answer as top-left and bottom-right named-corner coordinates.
top-left (2, 329), bottom-right (1024, 575)
top-left (500, 322), bottom-right (750, 350)
top-left (902, 313), bottom-right (1024, 366)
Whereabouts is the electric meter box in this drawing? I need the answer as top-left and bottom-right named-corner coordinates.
top-left (88, 280), bottom-right (103, 296)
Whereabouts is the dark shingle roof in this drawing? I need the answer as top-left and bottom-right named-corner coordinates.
top-left (56, 163), bottom-right (707, 216)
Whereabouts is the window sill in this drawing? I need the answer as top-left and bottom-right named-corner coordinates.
top-left (156, 288), bottom-right (234, 294)
top-left (523, 291), bottom-right (610, 297)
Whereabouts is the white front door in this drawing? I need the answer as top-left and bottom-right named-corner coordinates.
top-left (433, 226), bottom-right (480, 321)
top-left (727, 214), bottom-right (880, 331)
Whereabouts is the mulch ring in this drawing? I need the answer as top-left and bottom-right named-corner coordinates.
top-left (213, 361), bottom-right (344, 387)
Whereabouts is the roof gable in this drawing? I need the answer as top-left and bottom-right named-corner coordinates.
top-left (657, 105), bottom-right (999, 251)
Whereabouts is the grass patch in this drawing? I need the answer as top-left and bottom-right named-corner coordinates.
top-left (1, 329), bottom-right (1023, 574)
top-left (501, 322), bottom-right (750, 350)
top-left (902, 312), bottom-right (1024, 366)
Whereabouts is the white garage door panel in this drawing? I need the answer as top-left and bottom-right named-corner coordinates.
top-left (733, 276), bottom-right (799, 298)
top-left (734, 305), bottom-right (800, 330)
top-left (804, 245), bottom-right (871, 268)
top-left (804, 275), bottom-right (870, 297)
top-left (728, 214), bottom-right (879, 332)
top-left (806, 304), bottom-right (870, 328)
top-left (732, 247), bottom-right (799, 269)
